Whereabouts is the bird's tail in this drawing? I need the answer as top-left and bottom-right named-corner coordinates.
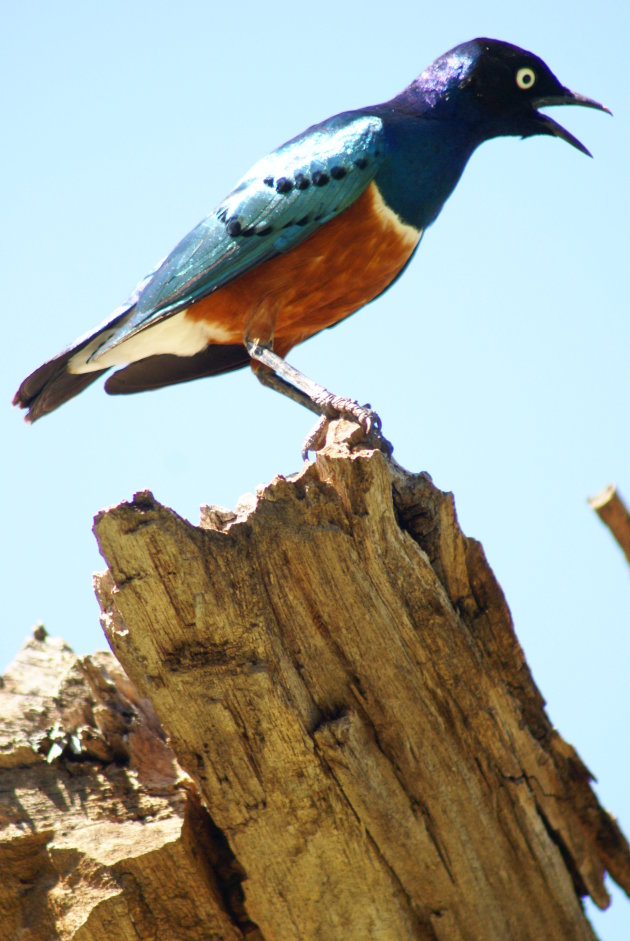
top-left (13, 305), bottom-right (137, 423)
top-left (13, 357), bottom-right (108, 423)
top-left (14, 267), bottom-right (158, 422)
top-left (13, 301), bottom-right (257, 422)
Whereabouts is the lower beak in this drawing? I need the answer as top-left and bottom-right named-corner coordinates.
top-left (533, 88), bottom-right (611, 157)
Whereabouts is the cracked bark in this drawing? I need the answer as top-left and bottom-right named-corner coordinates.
top-left (3, 420), bottom-right (629, 940)
top-left (0, 630), bottom-right (256, 940)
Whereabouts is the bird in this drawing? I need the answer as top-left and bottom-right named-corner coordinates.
top-left (13, 38), bottom-right (608, 448)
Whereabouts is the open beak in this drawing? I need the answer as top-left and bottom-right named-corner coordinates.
top-left (532, 88), bottom-right (611, 157)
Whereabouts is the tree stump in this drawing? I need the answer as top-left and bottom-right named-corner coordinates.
top-left (2, 420), bottom-right (629, 939)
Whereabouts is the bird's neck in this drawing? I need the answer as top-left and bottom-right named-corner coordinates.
top-left (371, 103), bottom-right (484, 231)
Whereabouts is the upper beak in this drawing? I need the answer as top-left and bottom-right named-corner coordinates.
top-left (532, 88), bottom-right (611, 157)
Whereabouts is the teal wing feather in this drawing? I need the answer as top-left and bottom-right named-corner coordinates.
top-left (92, 112), bottom-right (385, 360)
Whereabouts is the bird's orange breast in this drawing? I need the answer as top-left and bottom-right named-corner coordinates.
top-left (185, 182), bottom-right (421, 358)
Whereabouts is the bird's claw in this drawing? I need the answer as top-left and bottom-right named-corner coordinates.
top-left (301, 416), bottom-right (330, 459)
top-left (312, 392), bottom-right (381, 433)
top-left (302, 397), bottom-right (392, 460)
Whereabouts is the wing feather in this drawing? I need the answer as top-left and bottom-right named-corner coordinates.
top-left (92, 112), bottom-right (385, 362)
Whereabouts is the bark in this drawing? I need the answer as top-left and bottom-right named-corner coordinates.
top-left (0, 629), bottom-right (254, 941)
top-left (589, 483), bottom-right (630, 567)
top-left (3, 420), bottom-right (629, 940)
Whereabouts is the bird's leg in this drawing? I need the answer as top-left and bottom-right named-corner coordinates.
top-left (246, 338), bottom-right (379, 428)
top-left (250, 364), bottom-right (324, 416)
top-left (245, 339), bottom-right (392, 458)
top-left (249, 366), bottom-right (334, 458)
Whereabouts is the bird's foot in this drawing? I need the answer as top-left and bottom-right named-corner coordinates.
top-left (301, 416), bottom-right (330, 458)
top-left (311, 391), bottom-right (381, 434)
top-left (245, 339), bottom-right (392, 459)
top-left (301, 400), bottom-right (393, 460)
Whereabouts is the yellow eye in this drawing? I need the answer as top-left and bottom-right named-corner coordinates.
top-left (516, 67), bottom-right (536, 90)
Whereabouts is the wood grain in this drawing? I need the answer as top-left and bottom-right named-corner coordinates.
top-left (88, 419), bottom-right (630, 940)
top-left (0, 629), bottom-right (252, 940)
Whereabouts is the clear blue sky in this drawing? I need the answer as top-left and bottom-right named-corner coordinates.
top-left (2, 2), bottom-right (628, 935)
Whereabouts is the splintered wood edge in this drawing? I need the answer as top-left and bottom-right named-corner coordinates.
top-left (91, 422), bottom-right (630, 935)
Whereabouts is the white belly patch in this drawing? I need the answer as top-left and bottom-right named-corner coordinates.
top-left (68, 309), bottom-right (233, 374)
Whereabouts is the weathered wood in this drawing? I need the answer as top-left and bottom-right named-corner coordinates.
top-left (88, 419), bottom-right (630, 941)
top-left (0, 628), bottom-right (254, 940)
top-left (589, 483), bottom-right (630, 567)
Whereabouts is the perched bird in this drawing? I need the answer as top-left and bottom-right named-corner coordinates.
top-left (14, 38), bottom-right (608, 441)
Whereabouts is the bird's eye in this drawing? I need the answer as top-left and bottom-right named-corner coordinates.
top-left (516, 67), bottom-right (536, 90)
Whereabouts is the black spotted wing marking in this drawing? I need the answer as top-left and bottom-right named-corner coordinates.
top-left (91, 112), bottom-right (385, 362)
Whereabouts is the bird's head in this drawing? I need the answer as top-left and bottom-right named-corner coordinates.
top-left (413, 38), bottom-right (610, 156)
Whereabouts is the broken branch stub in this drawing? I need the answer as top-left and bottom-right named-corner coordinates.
top-left (93, 420), bottom-right (630, 941)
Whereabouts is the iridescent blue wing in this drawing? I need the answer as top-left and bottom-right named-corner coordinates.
top-left (94, 112), bottom-right (385, 359)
